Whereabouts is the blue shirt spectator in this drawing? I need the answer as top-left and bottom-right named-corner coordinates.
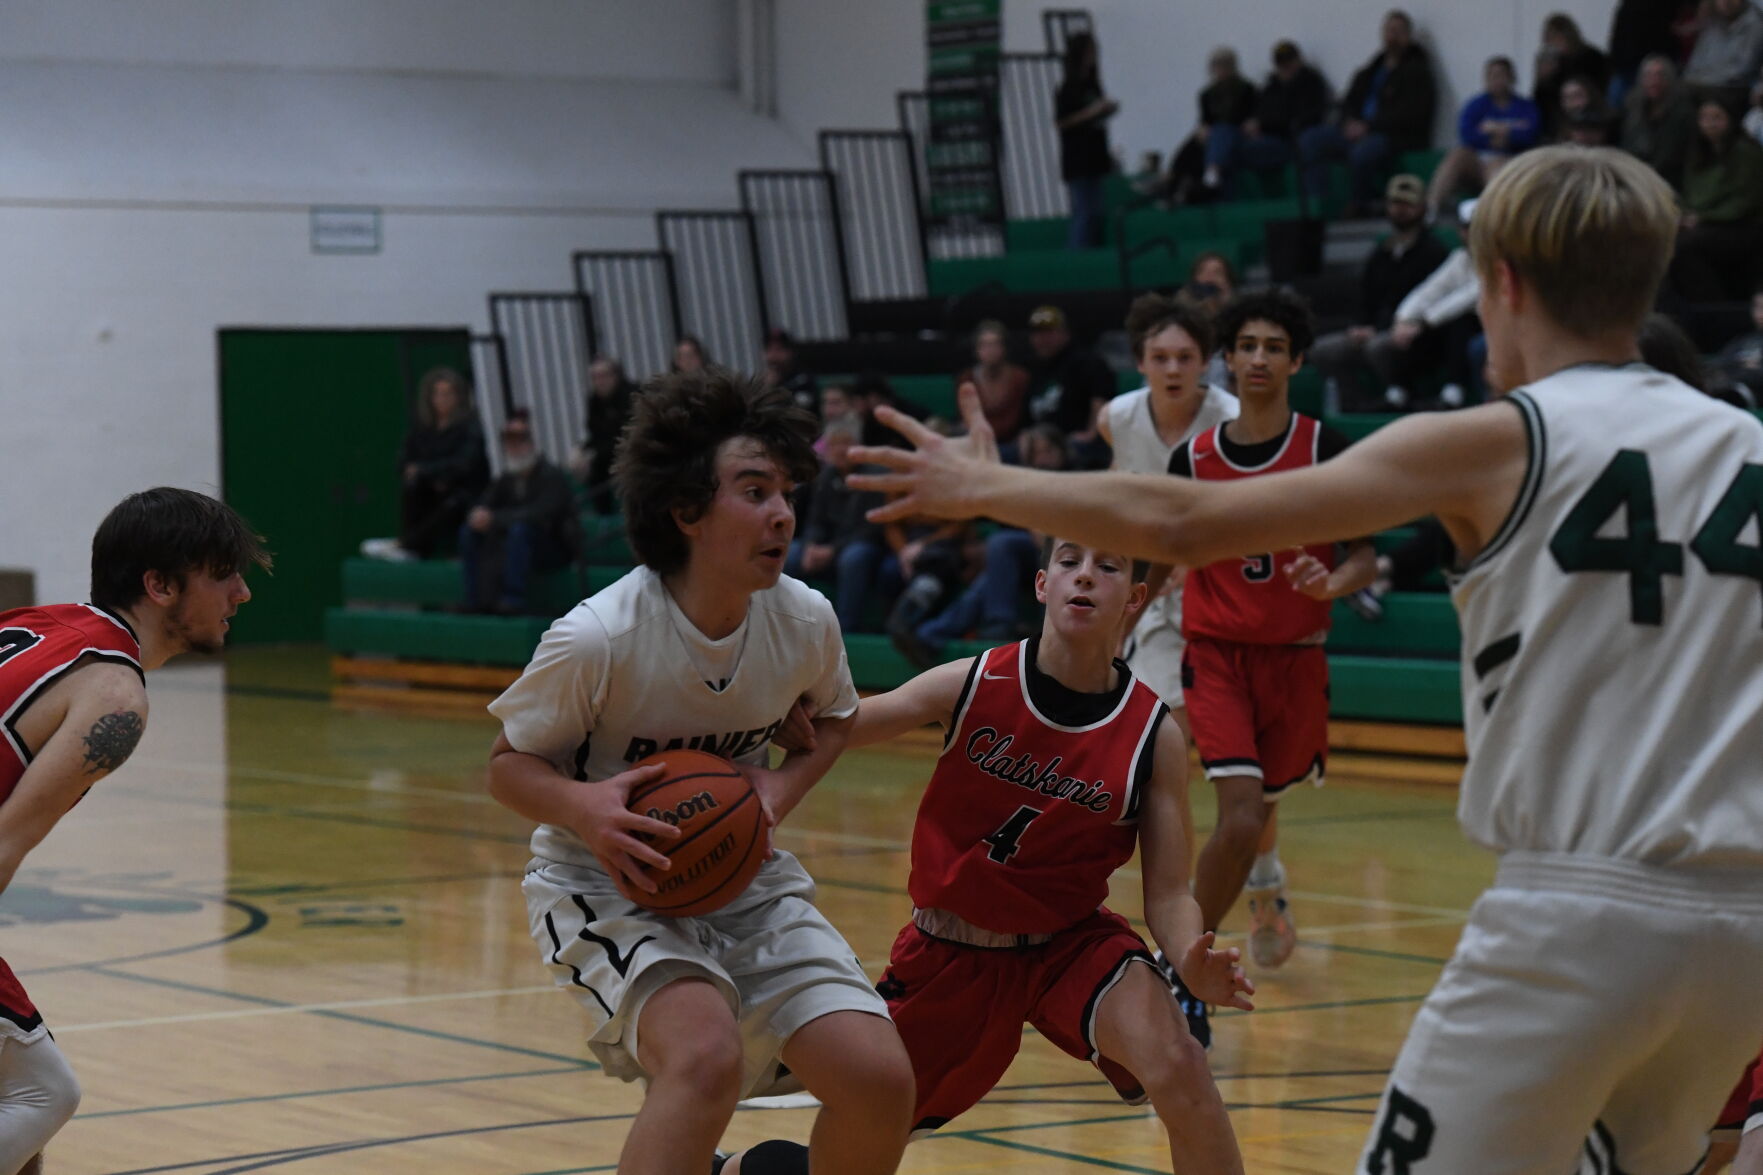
top-left (1428, 57), bottom-right (1541, 217)
top-left (1457, 90), bottom-right (1542, 153)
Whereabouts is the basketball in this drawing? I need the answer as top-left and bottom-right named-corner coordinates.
top-left (614, 749), bottom-right (766, 917)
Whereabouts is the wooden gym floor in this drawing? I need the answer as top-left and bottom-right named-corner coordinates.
top-left (16, 647), bottom-right (1488, 1174)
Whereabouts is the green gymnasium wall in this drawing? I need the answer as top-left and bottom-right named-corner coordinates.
top-left (219, 328), bottom-right (472, 644)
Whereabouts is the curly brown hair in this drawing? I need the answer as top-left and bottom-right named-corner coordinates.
top-left (613, 368), bottom-right (819, 576)
top-left (1124, 292), bottom-right (1215, 360)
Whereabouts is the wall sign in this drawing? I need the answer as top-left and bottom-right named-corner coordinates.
top-left (310, 206), bottom-right (382, 255)
top-left (925, 0), bottom-right (1003, 230)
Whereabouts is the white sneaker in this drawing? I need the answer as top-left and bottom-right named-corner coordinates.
top-left (1245, 863), bottom-right (1296, 969)
top-left (1439, 382), bottom-right (1466, 408)
top-left (359, 537), bottom-right (416, 562)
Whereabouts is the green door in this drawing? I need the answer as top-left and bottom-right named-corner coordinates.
top-left (219, 328), bottom-right (472, 643)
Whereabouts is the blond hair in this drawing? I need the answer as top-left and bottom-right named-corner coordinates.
top-left (1468, 145), bottom-right (1678, 339)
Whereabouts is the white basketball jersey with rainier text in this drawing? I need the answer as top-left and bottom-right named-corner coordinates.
top-left (488, 567), bottom-right (860, 869)
top-left (1105, 384), bottom-right (1238, 633)
top-left (1453, 364), bottom-right (1763, 870)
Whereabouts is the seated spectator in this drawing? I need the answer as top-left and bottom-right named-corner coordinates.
top-left (459, 413), bottom-right (576, 615)
top-left (364, 366), bottom-right (489, 562)
top-left (883, 516), bottom-right (977, 666)
top-left (1207, 41), bottom-right (1332, 198)
top-left (1383, 199), bottom-right (1483, 408)
top-left (956, 320), bottom-right (1029, 445)
top-left (671, 335), bottom-right (709, 374)
top-left (1623, 55), bottom-right (1699, 185)
top-left (1299, 9), bottom-right (1437, 214)
top-left (815, 383), bottom-right (860, 454)
top-left (1534, 13), bottom-right (1612, 139)
top-left (1669, 97), bottom-right (1763, 301)
top-left (1305, 174), bottom-right (1450, 411)
top-left (570, 357), bottom-right (637, 516)
top-left (1055, 31), bottom-right (1120, 249)
top-left (1552, 75), bottom-right (1619, 142)
top-left (898, 426), bottom-right (1074, 667)
top-left (1610, 0), bottom-right (1697, 105)
top-left (1181, 252), bottom-right (1238, 389)
top-left (762, 327), bottom-right (819, 417)
top-left (1712, 286), bottom-right (1763, 403)
top-left (1164, 47), bottom-right (1260, 203)
top-left (853, 370), bottom-right (929, 450)
top-left (1684, 0), bottom-right (1763, 104)
top-left (786, 418), bottom-right (864, 583)
top-left (1024, 305), bottom-right (1116, 468)
top-left (1427, 57), bottom-right (1541, 218)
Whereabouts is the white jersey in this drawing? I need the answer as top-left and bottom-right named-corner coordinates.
top-left (488, 567), bottom-right (860, 869)
top-left (1453, 364), bottom-right (1763, 871)
top-left (1105, 384), bottom-right (1239, 633)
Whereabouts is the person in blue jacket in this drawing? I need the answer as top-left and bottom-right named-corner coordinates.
top-left (1426, 56), bottom-right (1541, 218)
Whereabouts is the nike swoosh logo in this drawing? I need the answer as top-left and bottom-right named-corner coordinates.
top-left (982, 671), bottom-right (1012, 681)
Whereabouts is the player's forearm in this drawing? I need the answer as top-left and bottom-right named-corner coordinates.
top-left (968, 465), bottom-right (1207, 564)
top-left (766, 713), bottom-right (854, 824)
top-left (1324, 542), bottom-right (1379, 598)
top-left (1145, 888), bottom-right (1207, 974)
top-left (487, 750), bottom-right (583, 827)
top-left (850, 693), bottom-right (937, 749)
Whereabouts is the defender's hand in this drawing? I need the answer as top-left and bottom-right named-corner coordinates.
top-left (849, 383), bottom-right (998, 523)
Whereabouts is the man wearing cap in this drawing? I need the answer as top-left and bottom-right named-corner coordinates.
top-left (459, 412), bottom-right (577, 615)
top-left (763, 327), bottom-right (820, 418)
top-left (1025, 305), bottom-right (1117, 469)
top-left (1305, 174), bottom-right (1449, 412)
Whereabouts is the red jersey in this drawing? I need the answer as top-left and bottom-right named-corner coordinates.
top-left (0, 602), bottom-right (142, 1036)
top-left (909, 640), bottom-right (1168, 935)
top-left (1177, 413), bottom-right (1340, 646)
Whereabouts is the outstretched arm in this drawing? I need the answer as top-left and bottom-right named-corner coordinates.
top-left (850, 658), bottom-right (974, 749)
top-left (1138, 716), bottom-right (1253, 1011)
top-left (0, 664), bottom-right (147, 896)
top-left (849, 387), bottom-right (1528, 569)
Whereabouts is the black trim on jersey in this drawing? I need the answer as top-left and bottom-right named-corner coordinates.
top-left (2, 650), bottom-right (144, 769)
top-left (1080, 949), bottom-right (1156, 1060)
top-left (943, 654), bottom-right (987, 752)
top-left (87, 603), bottom-right (139, 645)
top-left (1481, 688), bottom-right (1501, 713)
top-left (1467, 391), bottom-right (1547, 572)
top-left (912, 1115), bottom-right (952, 1135)
top-left (543, 909), bottom-right (614, 1018)
top-left (1022, 637), bottom-right (1132, 727)
top-left (1117, 702), bottom-right (1168, 825)
top-left (1471, 632), bottom-right (1522, 680)
top-left (0, 1003), bottom-right (44, 1034)
top-left (569, 894), bottom-right (655, 978)
top-left (1581, 1120), bottom-right (1637, 1175)
top-left (571, 735), bottom-right (593, 782)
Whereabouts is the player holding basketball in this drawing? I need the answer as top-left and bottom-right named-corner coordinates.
top-left (0, 487), bottom-right (265, 1175)
top-left (1171, 289), bottom-right (1375, 984)
top-left (722, 536), bottom-right (1253, 1174)
top-left (485, 370), bottom-right (913, 1175)
top-left (849, 144), bottom-right (1763, 1171)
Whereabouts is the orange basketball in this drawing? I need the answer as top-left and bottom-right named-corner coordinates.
top-left (615, 749), bottom-right (766, 917)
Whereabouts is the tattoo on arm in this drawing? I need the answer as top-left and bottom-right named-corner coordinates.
top-left (81, 710), bottom-right (144, 775)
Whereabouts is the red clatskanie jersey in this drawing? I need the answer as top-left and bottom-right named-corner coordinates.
top-left (909, 641), bottom-right (1169, 936)
top-left (1180, 413), bottom-right (1338, 646)
top-left (0, 603), bottom-right (143, 800)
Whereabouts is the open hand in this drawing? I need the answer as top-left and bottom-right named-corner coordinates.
top-left (848, 382), bottom-right (998, 524)
top-left (567, 762), bottom-right (679, 894)
top-left (1180, 931), bottom-right (1255, 1011)
top-left (1283, 551), bottom-right (1333, 599)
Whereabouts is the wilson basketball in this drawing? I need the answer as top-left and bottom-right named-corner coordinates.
top-left (615, 749), bottom-right (766, 917)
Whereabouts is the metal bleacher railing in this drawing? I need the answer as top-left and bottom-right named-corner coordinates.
top-left (487, 292), bottom-right (593, 469)
top-left (572, 250), bottom-right (681, 382)
top-left (739, 170), bottom-right (852, 342)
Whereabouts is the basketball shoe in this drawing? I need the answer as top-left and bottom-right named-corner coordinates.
top-left (1152, 950), bottom-right (1211, 1049)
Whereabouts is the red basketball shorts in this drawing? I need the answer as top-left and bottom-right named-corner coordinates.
top-left (877, 907), bottom-right (1156, 1134)
top-left (1182, 637), bottom-right (1328, 796)
top-left (1717, 1049), bottom-right (1763, 1133)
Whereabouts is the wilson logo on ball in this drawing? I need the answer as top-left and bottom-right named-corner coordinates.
top-left (645, 790), bottom-right (720, 826)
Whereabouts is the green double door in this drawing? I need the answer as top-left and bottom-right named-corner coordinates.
top-left (219, 328), bottom-right (472, 644)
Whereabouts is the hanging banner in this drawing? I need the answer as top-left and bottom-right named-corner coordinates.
top-left (925, 0), bottom-right (1003, 228)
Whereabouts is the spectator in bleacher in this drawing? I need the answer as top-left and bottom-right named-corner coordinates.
top-left (1747, 73), bottom-right (1763, 140)
top-left (1381, 199), bottom-right (1483, 409)
top-left (761, 327), bottom-right (819, 417)
top-left (1164, 47), bottom-right (1260, 203)
top-left (1212, 40), bottom-right (1333, 196)
top-left (895, 425), bottom-right (1074, 667)
top-left (1181, 252), bottom-right (1238, 390)
top-left (671, 335), bottom-right (708, 375)
top-left (459, 412), bottom-right (576, 615)
top-left (1299, 9), bottom-right (1437, 215)
top-left (1669, 96), bottom-right (1763, 301)
top-left (365, 366), bottom-right (489, 562)
top-left (1684, 0), bottom-right (1763, 103)
top-left (1055, 31), bottom-right (1119, 249)
top-left (853, 370), bottom-right (929, 450)
top-left (1306, 174), bottom-right (1449, 411)
top-left (570, 357), bottom-right (637, 516)
top-left (1534, 13), bottom-right (1613, 139)
top-left (1024, 304), bottom-right (1115, 468)
top-left (786, 417), bottom-right (863, 583)
top-left (1611, 0), bottom-right (1697, 106)
top-left (815, 383), bottom-right (859, 454)
top-left (1426, 57), bottom-right (1541, 219)
top-left (883, 514), bottom-right (978, 667)
top-left (1552, 76), bottom-right (1620, 142)
top-left (955, 319), bottom-right (1029, 445)
top-left (1623, 55), bottom-right (1699, 185)
top-left (1712, 286), bottom-right (1763, 402)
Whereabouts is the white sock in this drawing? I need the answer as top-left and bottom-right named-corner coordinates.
top-left (1248, 849), bottom-right (1283, 889)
